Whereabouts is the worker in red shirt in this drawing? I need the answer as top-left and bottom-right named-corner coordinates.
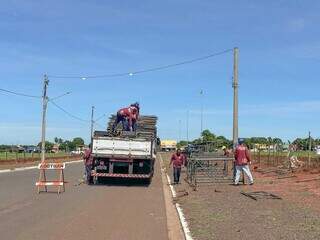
top-left (170, 149), bottom-right (186, 184)
top-left (130, 102), bottom-right (140, 131)
top-left (83, 144), bottom-right (93, 184)
top-left (112, 103), bottom-right (139, 132)
top-left (234, 138), bottom-right (254, 185)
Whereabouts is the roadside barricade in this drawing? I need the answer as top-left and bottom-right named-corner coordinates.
top-left (36, 162), bottom-right (66, 194)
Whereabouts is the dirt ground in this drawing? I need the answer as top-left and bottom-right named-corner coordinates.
top-left (160, 152), bottom-right (320, 240)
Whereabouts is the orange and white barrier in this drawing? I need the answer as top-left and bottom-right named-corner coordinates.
top-left (36, 162), bottom-right (66, 194)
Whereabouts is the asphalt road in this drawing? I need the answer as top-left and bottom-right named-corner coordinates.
top-left (0, 160), bottom-right (169, 240)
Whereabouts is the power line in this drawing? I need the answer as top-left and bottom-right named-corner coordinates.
top-left (49, 100), bottom-right (89, 123)
top-left (0, 87), bottom-right (41, 99)
top-left (93, 121), bottom-right (105, 129)
top-left (48, 48), bottom-right (233, 79)
top-left (49, 91), bottom-right (71, 101)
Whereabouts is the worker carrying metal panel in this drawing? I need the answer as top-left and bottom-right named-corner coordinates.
top-left (112, 102), bottom-right (140, 132)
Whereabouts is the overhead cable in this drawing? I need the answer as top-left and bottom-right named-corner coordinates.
top-left (48, 48), bottom-right (233, 79)
top-left (49, 100), bottom-right (89, 123)
top-left (0, 87), bottom-right (41, 99)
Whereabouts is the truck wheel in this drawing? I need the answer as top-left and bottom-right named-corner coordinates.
top-left (143, 178), bottom-right (151, 185)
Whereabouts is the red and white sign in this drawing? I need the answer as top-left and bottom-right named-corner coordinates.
top-left (38, 163), bottom-right (65, 170)
top-left (36, 162), bottom-right (66, 194)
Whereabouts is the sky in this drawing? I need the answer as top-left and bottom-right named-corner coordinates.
top-left (0, 0), bottom-right (320, 144)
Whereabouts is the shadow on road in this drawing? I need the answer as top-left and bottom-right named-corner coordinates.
top-left (91, 177), bottom-right (152, 187)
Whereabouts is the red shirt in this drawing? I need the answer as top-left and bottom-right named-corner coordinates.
top-left (234, 145), bottom-right (251, 166)
top-left (118, 106), bottom-right (138, 127)
top-left (83, 149), bottom-right (93, 166)
top-left (170, 153), bottom-right (186, 168)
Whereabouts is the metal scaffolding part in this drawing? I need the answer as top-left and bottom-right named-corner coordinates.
top-left (186, 152), bottom-right (234, 188)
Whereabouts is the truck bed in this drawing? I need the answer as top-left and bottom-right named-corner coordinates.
top-left (92, 136), bottom-right (155, 159)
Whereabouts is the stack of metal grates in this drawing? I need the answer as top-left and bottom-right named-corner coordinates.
top-left (106, 115), bottom-right (158, 139)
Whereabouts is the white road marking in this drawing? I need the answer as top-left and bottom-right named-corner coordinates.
top-left (159, 154), bottom-right (194, 240)
top-left (0, 160), bottom-right (83, 174)
top-left (166, 174), bottom-right (177, 198)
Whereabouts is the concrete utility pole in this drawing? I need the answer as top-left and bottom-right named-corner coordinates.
top-left (232, 47), bottom-right (239, 149)
top-left (90, 106), bottom-right (95, 140)
top-left (178, 119), bottom-right (182, 142)
top-left (41, 75), bottom-right (49, 163)
top-left (186, 110), bottom-right (189, 143)
top-left (200, 90), bottom-right (204, 135)
top-left (308, 131), bottom-right (312, 167)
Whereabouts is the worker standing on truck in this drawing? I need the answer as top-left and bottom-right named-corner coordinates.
top-left (130, 102), bottom-right (140, 131)
top-left (83, 144), bottom-right (93, 184)
top-left (170, 149), bottom-right (186, 184)
top-left (112, 103), bottom-right (139, 132)
top-left (234, 138), bottom-right (254, 185)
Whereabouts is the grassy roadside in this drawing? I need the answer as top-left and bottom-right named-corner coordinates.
top-left (0, 152), bottom-right (72, 160)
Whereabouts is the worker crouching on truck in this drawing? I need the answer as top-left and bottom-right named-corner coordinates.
top-left (130, 102), bottom-right (140, 131)
top-left (83, 144), bottom-right (93, 185)
top-left (234, 138), bottom-right (254, 185)
top-left (170, 149), bottom-right (186, 184)
top-left (112, 103), bottom-right (139, 132)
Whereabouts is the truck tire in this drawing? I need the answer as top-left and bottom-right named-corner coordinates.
top-left (143, 178), bottom-right (151, 185)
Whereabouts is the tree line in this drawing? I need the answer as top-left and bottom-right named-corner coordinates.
top-left (0, 137), bottom-right (86, 152)
top-left (38, 137), bottom-right (85, 152)
top-left (177, 129), bottom-right (320, 151)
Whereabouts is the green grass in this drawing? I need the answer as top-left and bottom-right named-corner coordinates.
top-left (0, 152), bottom-right (71, 160)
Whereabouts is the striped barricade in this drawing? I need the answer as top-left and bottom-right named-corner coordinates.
top-left (36, 162), bottom-right (66, 194)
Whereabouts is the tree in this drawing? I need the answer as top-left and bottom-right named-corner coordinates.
top-left (177, 140), bottom-right (188, 148)
top-left (72, 137), bottom-right (84, 147)
top-left (201, 129), bottom-right (216, 142)
top-left (215, 136), bottom-right (232, 148)
top-left (37, 141), bottom-right (54, 152)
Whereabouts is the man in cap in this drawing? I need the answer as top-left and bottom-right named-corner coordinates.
top-left (170, 148), bottom-right (186, 184)
top-left (83, 144), bottom-right (93, 184)
top-left (130, 102), bottom-right (140, 131)
top-left (222, 146), bottom-right (231, 175)
top-left (112, 103), bottom-right (139, 132)
top-left (234, 138), bottom-right (254, 185)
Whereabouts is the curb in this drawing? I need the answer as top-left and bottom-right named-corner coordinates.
top-left (159, 154), bottom-right (193, 240)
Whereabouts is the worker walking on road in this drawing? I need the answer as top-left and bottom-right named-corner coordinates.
top-left (170, 149), bottom-right (186, 184)
top-left (234, 138), bottom-right (254, 185)
top-left (83, 144), bottom-right (93, 185)
top-left (112, 103), bottom-right (139, 132)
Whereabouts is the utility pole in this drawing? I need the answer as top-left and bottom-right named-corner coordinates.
top-left (200, 90), bottom-right (204, 136)
top-left (186, 110), bottom-right (189, 143)
top-left (41, 75), bottom-right (49, 163)
top-left (90, 106), bottom-right (95, 140)
top-left (232, 47), bottom-right (239, 149)
top-left (308, 131), bottom-right (311, 167)
top-left (178, 119), bottom-right (182, 143)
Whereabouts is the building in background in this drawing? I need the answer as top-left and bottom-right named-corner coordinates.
top-left (160, 140), bottom-right (177, 152)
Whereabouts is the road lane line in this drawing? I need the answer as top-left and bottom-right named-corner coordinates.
top-left (159, 153), bottom-right (193, 240)
top-left (0, 159), bottom-right (83, 174)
